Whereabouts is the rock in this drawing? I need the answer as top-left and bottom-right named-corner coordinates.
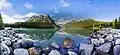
top-left (14, 48), bottom-right (29, 55)
top-left (60, 48), bottom-right (68, 55)
top-left (114, 45), bottom-right (120, 55)
top-left (0, 42), bottom-right (10, 55)
top-left (2, 40), bottom-right (11, 46)
top-left (79, 43), bottom-right (94, 55)
top-left (105, 34), bottom-right (113, 42)
top-left (49, 42), bottom-right (60, 49)
top-left (48, 50), bottom-right (61, 55)
top-left (12, 43), bottom-right (21, 49)
top-left (68, 51), bottom-right (77, 55)
top-left (90, 38), bottom-right (99, 46)
top-left (115, 39), bottom-right (120, 45)
top-left (21, 40), bottom-right (34, 49)
top-left (98, 38), bottom-right (105, 44)
top-left (64, 38), bottom-right (74, 48)
top-left (28, 47), bottom-right (40, 55)
top-left (96, 43), bottom-right (111, 54)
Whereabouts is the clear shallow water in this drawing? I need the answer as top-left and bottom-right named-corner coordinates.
top-left (13, 28), bottom-right (90, 46)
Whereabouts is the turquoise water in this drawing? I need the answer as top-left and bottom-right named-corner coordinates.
top-left (13, 28), bottom-right (90, 46)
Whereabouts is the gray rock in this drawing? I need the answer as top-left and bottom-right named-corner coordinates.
top-left (96, 43), bottom-right (111, 55)
top-left (14, 48), bottom-right (29, 55)
top-left (0, 42), bottom-right (10, 55)
top-left (79, 43), bottom-right (94, 55)
top-left (105, 34), bottom-right (113, 42)
top-left (114, 45), bottom-right (120, 55)
top-left (48, 50), bottom-right (61, 55)
top-left (12, 43), bottom-right (21, 49)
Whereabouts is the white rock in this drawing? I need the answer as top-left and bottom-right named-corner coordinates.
top-left (105, 34), bottom-right (113, 42)
top-left (68, 51), bottom-right (77, 55)
top-left (48, 50), bottom-right (61, 55)
top-left (98, 38), bottom-right (105, 44)
top-left (14, 48), bottom-right (29, 55)
top-left (90, 39), bottom-right (99, 46)
top-left (115, 39), bottom-right (120, 45)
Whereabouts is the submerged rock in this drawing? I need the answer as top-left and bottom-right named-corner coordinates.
top-left (28, 47), bottom-right (40, 55)
top-left (14, 48), bottom-right (29, 55)
top-left (21, 40), bottom-right (34, 49)
top-left (49, 42), bottom-right (60, 49)
top-left (64, 38), bottom-right (74, 48)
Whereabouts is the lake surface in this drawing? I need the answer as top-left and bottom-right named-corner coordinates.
top-left (13, 28), bottom-right (91, 46)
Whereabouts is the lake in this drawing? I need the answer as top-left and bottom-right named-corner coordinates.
top-left (12, 28), bottom-right (91, 46)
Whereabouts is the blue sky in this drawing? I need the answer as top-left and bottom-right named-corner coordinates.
top-left (1, 0), bottom-right (120, 23)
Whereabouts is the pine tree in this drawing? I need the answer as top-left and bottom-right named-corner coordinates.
top-left (115, 18), bottom-right (118, 29)
top-left (0, 14), bottom-right (3, 28)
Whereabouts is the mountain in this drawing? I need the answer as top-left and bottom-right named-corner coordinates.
top-left (25, 14), bottom-right (59, 28)
top-left (63, 18), bottom-right (107, 29)
top-left (6, 14), bottom-right (60, 28)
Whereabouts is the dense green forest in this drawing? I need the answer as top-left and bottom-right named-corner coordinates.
top-left (63, 18), bottom-right (120, 30)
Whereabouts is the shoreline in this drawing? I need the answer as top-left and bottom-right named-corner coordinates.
top-left (0, 28), bottom-right (120, 55)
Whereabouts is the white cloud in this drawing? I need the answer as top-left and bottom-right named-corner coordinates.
top-left (24, 2), bottom-right (33, 9)
top-left (60, 0), bottom-right (70, 7)
top-left (0, 0), bottom-right (12, 10)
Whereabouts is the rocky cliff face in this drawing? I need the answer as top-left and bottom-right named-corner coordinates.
top-left (25, 14), bottom-right (59, 28)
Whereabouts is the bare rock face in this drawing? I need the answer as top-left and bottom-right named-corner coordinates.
top-left (26, 14), bottom-right (59, 28)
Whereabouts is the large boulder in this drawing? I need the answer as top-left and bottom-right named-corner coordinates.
top-left (21, 40), bottom-right (34, 49)
top-left (14, 48), bottom-right (29, 55)
top-left (95, 43), bottom-right (111, 55)
top-left (0, 42), bottom-right (10, 55)
top-left (114, 45), bottom-right (120, 55)
top-left (48, 50), bottom-right (61, 55)
top-left (79, 43), bottom-right (94, 55)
